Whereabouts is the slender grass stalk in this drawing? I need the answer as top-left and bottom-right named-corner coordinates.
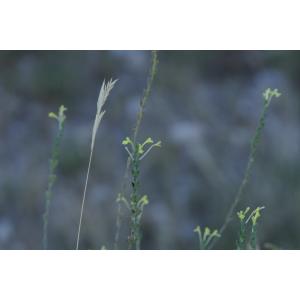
top-left (114, 50), bottom-right (158, 249)
top-left (132, 51), bottom-right (159, 143)
top-left (209, 88), bottom-right (281, 249)
top-left (76, 79), bottom-right (117, 250)
top-left (122, 137), bottom-right (161, 249)
top-left (43, 105), bottom-right (67, 249)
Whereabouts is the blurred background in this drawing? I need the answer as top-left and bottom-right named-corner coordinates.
top-left (0, 50), bottom-right (299, 249)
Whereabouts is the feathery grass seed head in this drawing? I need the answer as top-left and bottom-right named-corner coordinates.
top-left (76, 79), bottom-right (117, 250)
top-left (91, 79), bottom-right (117, 150)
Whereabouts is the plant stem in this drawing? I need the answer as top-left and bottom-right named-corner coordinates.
top-left (76, 149), bottom-right (93, 250)
top-left (236, 221), bottom-right (247, 250)
top-left (132, 50), bottom-right (158, 143)
top-left (221, 105), bottom-right (268, 233)
top-left (114, 50), bottom-right (158, 249)
top-left (76, 79), bottom-right (116, 250)
top-left (209, 92), bottom-right (277, 249)
top-left (250, 223), bottom-right (258, 250)
top-left (128, 146), bottom-right (142, 250)
top-left (43, 107), bottom-right (66, 250)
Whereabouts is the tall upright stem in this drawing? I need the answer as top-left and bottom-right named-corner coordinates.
top-left (76, 149), bottom-right (93, 250)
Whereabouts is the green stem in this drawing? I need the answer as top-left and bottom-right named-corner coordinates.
top-left (43, 120), bottom-right (65, 249)
top-left (250, 224), bottom-right (258, 250)
top-left (210, 96), bottom-right (274, 250)
top-left (114, 51), bottom-right (158, 249)
top-left (128, 147), bottom-right (142, 250)
top-left (236, 222), bottom-right (247, 250)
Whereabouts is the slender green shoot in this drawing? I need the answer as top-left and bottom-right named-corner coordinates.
top-left (236, 207), bottom-right (250, 250)
top-left (43, 105), bottom-right (67, 249)
top-left (132, 51), bottom-right (159, 143)
top-left (122, 137), bottom-right (161, 250)
top-left (209, 88), bottom-right (281, 249)
top-left (249, 206), bottom-right (264, 249)
top-left (236, 206), bottom-right (264, 250)
top-left (76, 79), bottom-right (117, 250)
top-left (194, 225), bottom-right (220, 250)
top-left (114, 50), bottom-right (159, 249)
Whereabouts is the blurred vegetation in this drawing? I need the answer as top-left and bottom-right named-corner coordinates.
top-left (0, 50), bottom-right (299, 249)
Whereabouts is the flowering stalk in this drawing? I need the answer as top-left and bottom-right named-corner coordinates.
top-left (236, 206), bottom-right (264, 250)
top-left (114, 51), bottom-right (158, 249)
top-left (194, 225), bottom-right (220, 250)
top-left (43, 105), bottom-right (67, 249)
top-left (122, 137), bottom-right (161, 250)
top-left (209, 88), bottom-right (281, 249)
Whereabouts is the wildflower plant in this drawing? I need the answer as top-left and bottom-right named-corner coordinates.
top-left (209, 88), bottom-right (281, 249)
top-left (43, 105), bottom-right (67, 249)
top-left (114, 50), bottom-right (158, 249)
top-left (236, 206), bottom-right (265, 250)
top-left (194, 225), bottom-right (221, 250)
top-left (122, 136), bottom-right (161, 250)
top-left (76, 79), bottom-right (117, 250)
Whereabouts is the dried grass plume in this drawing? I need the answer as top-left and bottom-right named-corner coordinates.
top-left (76, 79), bottom-right (117, 249)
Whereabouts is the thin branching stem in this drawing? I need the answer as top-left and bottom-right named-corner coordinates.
top-left (114, 50), bottom-right (158, 249)
top-left (121, 137), bottom-right (160, 250)
top-left (209, 89), bottom-right (281, 249)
